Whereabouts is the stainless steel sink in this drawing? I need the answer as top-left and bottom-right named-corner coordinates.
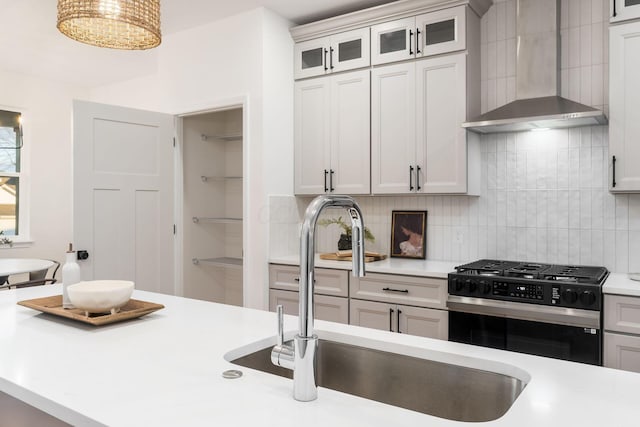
top-left (229, 337), bottom-right (527, 422)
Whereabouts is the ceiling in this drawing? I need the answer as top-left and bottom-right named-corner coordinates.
top-left (0, 0), bottom-right (398, 88)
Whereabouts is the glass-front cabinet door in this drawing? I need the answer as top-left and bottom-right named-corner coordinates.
top-left (331, 28), bottom-right (370, 74)
top-left (294, 28), bottom-right (370, 79)
top-left (416, 5), bottom-right (466, 57)
top-left (295, 36), bottom-right (331, 80)
top-left (371, 17), bottom-right (416, 65)
top-left (611, 0), bottom-right (640, 23)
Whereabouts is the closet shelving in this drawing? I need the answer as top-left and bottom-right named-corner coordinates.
top-left (192, 257), bottom-right (243, 269)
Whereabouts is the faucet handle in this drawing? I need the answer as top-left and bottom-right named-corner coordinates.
top-left (276, 304), bottom-right (284, 347)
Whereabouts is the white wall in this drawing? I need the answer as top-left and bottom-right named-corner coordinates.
top-left (90, 7), bottom-right (294, 310)
top-left (0, 69), bottom-right (89, 267)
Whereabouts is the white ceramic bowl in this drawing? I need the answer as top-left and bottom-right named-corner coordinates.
top-left (67, 280), bottom-right (134, 314)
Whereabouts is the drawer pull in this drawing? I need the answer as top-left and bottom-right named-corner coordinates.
top-left (389, 308), bottom-right (394, 332)
top-left (293, 277), bottom-right (315, 283)
top-left (383, 287), bottom-right (409, 294)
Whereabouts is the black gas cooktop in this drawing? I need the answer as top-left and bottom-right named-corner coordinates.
top-left (448, 259), bottom-right (609, 310)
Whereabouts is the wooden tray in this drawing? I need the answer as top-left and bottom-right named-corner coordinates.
top-left (18, 295), bottom-right (164, 326)
top-left (320, 252), bottom-right (387, 262)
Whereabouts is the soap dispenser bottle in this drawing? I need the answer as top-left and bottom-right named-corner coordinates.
top-left (62, 243), bottom-right (81, 309)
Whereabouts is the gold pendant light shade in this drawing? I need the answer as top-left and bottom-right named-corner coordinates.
top-left (57, 0), bottom-right (161, 50)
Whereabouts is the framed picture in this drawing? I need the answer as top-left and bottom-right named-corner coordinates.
top-left (390, 210), bottom-right (427, 259)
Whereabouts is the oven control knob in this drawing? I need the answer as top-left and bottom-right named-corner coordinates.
top-left (580, 290), bottom-right (596, 306)
top-left (480, 280), bottom-right (491, 294)
top-left (453, 278), bottom-right (464, 291)
top-left (468, 280), bottom-right (477, 293)
top-left (562, 289), bottom-right (578, 304)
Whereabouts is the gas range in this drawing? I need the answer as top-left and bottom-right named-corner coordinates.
top-left (448, 259), bottom-right (609, 311)
top-left (447, 259), bottom-right (609, 365)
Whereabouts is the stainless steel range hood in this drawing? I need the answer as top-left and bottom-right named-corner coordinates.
top-left (463, 0), bottom-right (607, 134)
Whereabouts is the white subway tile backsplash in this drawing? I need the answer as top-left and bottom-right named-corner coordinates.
top-left (616, 195), bottom-right (629, 230)
top-left (580, 25), bottom-right (593, 67)
top-left (581, 0), bottom-right (593, 25)
top-left (616, 230), bottom-right (629, 272)
top-left (629, 195), bottom-right (640, 231)
top-left (569, 0), bottom-right (581, 28)
top-left (569, 27), bottom-right (581, 68)
top-left (629, 231), bottom-right (640, 273)
top-left (561, 0), bottom-right (570, 29)
top-left (592, 0), bottom-right (604, 23)
top-left (496, 1), bottom-right (506, 41)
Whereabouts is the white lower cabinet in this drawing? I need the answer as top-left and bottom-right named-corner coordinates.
top-left (604, 294), bottom-right (640, 372)
top-left (350, 298), bottom-right (448, 339)
top-left (269, 289), bottom-right (349, 325)
top-left (268, 264), bottom-right (449, 340)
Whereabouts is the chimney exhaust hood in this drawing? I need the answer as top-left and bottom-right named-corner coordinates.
top-left (463, 0), bottom-right (607, 134)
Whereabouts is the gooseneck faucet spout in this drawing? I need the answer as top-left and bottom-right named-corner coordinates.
top-left (271, 195), bottom-right (366, 401)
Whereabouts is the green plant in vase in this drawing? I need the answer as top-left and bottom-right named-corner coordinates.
top-left (317, 216), bottom-right (375, 251)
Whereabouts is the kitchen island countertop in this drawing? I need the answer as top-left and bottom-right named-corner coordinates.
top-left (1, 284), bottom-right (640, 426)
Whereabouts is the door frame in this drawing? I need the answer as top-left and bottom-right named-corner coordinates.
top-left (173, 96), bottom-right (249, 301)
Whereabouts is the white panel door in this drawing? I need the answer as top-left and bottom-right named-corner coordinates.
top-left (294, 77), bottom-right (331, 195)
top-left (350, 298), bottom-right (396, 332)
top-left (330, 69), bottom-right (371, 194)
top-left (73, 100), bottom-right (175, 294)
top-left (610, 22), bottom-right (640, 192)
top-left (398, 305), bottom-right (448, 340)
top-left (371, 62), bottom-right (416, 194)
top-left (294, 36), bottom-right (330, 80)
top-left (416, 53), bottom-right (467, 193)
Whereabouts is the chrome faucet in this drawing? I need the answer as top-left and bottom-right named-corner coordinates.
top-left (271, 195), bottom-right (366, 401)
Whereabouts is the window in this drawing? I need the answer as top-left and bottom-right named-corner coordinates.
top-left (0, 109), bottom-right (22, 238)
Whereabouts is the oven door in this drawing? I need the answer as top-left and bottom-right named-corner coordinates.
top-left (448, 296), bottom-right (602, 366)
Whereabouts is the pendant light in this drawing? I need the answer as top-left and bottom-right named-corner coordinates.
top-left (56, 0), bottom-right (161, 50)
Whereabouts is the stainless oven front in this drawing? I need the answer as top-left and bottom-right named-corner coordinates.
top-left (447, 296), bottom-right (602, 366)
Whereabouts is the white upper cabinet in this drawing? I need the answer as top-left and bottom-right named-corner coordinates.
top-left (371, 6), bottom-right (466, 66)
top-left (372, 53), bottom-right (474, 194)
top-left (295, 69), bottom-right (371, 195)
top-left (294, 28), bottom-right (370, 79)
top-left (609, 21), bottom-right (640, 192)
top-left (610, 0), bottom-right (640, 23)
top-left (371, 62), bottom-right (416, 194)
top-left (416, 53), bottom-right (468, 193)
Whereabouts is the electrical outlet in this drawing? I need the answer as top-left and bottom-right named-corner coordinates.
top-left (454, 231), bottom-right (464, 244)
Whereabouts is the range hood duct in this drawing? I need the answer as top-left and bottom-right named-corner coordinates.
top-left (463, 0), bottom-right (607, 134)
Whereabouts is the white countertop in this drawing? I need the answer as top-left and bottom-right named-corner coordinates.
top-left (269, 255), bottom-right (462, 278)
top-left (2, 284), bottom-right (640, 426)
top-left (603, 272), bottom-right (640, 297)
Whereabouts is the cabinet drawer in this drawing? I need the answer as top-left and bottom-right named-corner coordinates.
top-left (604, 295), bottom-right (640, 334)
top-left (350, 272), bottom-right (447, 309)
top-left (269, 264), bottom-right (349, 297)
top-left (604, 332), bottom-right (640, 373)
top-left (269, 289), bottom-right (349, 325)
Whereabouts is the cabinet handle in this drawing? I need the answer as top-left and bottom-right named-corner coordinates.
top-left (330, 47), bottom-right (334, 69)
top-left (613, 0), bottom-right (617, 17)
top-left (324, 48), bottom-right (328, 71)
top-left (416, 165), bottom-right (421, 191)
top-left (416, 28), bottom-right (421, 54)
top-left (330, 169), bottom-right (335, 192)
top-left (324, 169), bottom-right (329, 192)
top-left (409, 165), bottom-right (414, 191)
top-left (383, 287), bottom-right (409, 293)
top-left (397, 309), bottom-right (402, 334)
top-left (389, 308), bottom-right (394, 332)
top-left (612, 156), bottom-right (617, 188)
top-left (409, 30), bottom-right (414, 55)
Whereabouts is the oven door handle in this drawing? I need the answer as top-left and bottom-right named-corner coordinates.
top-left (447, 296), bottom-right (600, 329)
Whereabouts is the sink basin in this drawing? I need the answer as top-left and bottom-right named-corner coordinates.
top-left (226, 332), bottom-right (528, 422)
